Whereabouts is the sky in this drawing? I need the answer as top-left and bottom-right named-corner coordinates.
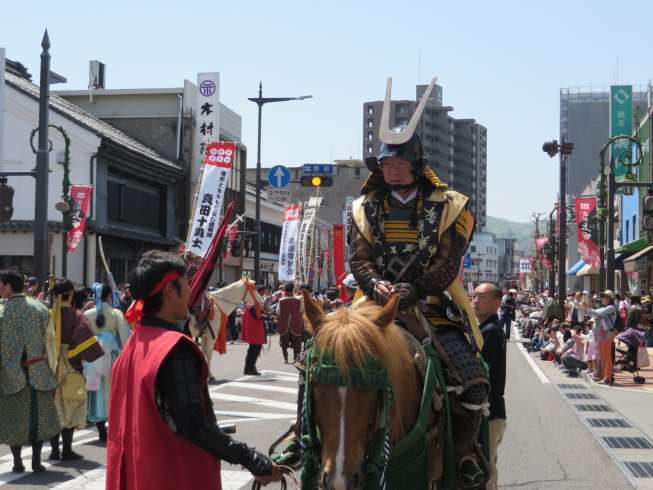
top-left (2, 0), bottom-right (652, 222)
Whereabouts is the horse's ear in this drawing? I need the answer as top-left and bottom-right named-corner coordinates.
top-left (373, 295), bottom-right (399, 330)
top-left (302, 290), bottom-right (325, 334)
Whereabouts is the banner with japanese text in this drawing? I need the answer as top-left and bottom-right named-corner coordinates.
top-left (332, 224), bottom-right (346, 292)
top-left (193, 73), bottom-right (220, 186)
top-left (575, 196), bottom-right (601, 267)
top-left (67, 184), bottom-right (93, 253)
top-left (519, 259), bottom-right (531, 273)
top-left (535, 237), bottom-right (553, 270)
top-left (610, 85), bottom-right (633, 178)
top-left (278, 203), bottom-right (301, 281)
top-left (186, 142), bottom-right (234, 258)
top-left (298, 196), bottom-right (323, 285)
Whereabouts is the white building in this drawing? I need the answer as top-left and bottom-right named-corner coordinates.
top-left (1, 57), bottom-right (184, 285)
top-left (464, 231), bottom-right (499, 286)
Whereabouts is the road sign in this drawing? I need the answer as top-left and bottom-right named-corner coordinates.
top-left (268, 165), bottom-right (291, 188)
top-left (302, 163), bottom-right (333, 175)
top-left (463, 252), bottom-right (472, 270)
top-left (268, 188), bottom-right (291, 205)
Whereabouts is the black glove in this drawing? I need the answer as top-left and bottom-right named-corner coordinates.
top-left (242, 449), bottom-right (273, 476)
top-left (394, 283), bottom-right (420, 310)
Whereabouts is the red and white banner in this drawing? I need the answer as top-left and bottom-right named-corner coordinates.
top-left (278, 203), bottom-right (301, 281)
top-left (222, 224), bottom-right (239, 260)
top-left (575, 197), bottom-right (601, 268)
top-left (298, 196), bottom-right (323, 285)
top-left (332, 224), bottom-right (346, 296)
top-left (187, 142), bottom-right (235, 258)
top-left (67, 184), bottom-right (93, 253)
top-left (535, 237), bottom-right (553, 271)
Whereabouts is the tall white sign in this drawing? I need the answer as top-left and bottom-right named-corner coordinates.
top-left (278, 203), bottom-right (301, 281)
top-left (297, 196), bottom-right (323, 284)
top-left (193, 73), bottom-right (220, 186)
top-left (0, 48), bottom-right (5, 160)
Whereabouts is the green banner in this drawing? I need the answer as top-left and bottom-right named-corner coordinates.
top-left (610, 85), bottom-right (633, 178)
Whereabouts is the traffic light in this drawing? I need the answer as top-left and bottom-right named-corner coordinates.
top-left (300, 175), bottom-right (333, 187)
top-left (643, 191), bottom-right (653, 232)
top-left (230, 239), bottom-right (241, 258)
top-left (0, 178), bottom-right (15, 222)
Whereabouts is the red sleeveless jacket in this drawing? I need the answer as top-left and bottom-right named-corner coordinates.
top-left (106, 323), bottom-right (221, 490)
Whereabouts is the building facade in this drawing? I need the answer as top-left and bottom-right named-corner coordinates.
top-left (1, 63), bottom-right (184, 285)
top-left (560, 86), bottom-right (649, 272)
top-left (363, 83), bottom-right (487, 229)
top-left (464, 231), bottom-right (499, 286)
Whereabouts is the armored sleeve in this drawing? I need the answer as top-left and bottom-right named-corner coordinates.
top-left (414, 208), bottom-right (474, 297)
top-left (156, 341), bottom-right (273, 476)
top-left (349, 220), bottom-right (384, 298)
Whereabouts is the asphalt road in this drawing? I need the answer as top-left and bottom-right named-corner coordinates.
top-left (1, 332), bottom-right (651, 489)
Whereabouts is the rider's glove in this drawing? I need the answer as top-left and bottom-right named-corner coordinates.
top-left (373, 280), bottom-right (393, 306)
top-left (394, 283), bottom-right (420, 310)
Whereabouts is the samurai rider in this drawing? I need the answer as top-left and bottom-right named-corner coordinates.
top-left (348, 78), bottom-right (490, 488)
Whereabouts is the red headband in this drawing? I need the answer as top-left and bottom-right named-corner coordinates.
top-left (124, 271), bottom-right (181, 325)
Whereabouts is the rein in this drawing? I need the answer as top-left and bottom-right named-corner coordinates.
top-left (301, 340), bottom-right (393, 490)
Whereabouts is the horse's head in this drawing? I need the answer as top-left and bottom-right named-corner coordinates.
top-left (302, 291), bottom-right (419, 490)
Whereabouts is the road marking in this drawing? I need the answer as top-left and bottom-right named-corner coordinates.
top-left (211, 392), bottom-right (297, 411)
top-left (226, 381), bottom-right (298, 395)
top-left (0, 434), bottom-right (98, 485)
top-left (50, 468), bottom-right (106, 489)
top-left (0, 430), bottom-right (95, 462)
top-left (215, 410), bottom-right (297, 420)
top-left (222, 470), bottom-right (253, 489)
top-left (261, 369), bottom-right (299, 379)
top-left (512, 325), bottom-right (550, 384)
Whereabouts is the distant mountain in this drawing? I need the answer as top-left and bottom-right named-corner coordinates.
top-left (484, 216), bottom-right (535, 253)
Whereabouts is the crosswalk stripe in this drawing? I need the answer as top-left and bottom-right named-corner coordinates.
top-left (50, 467), bottom-right (106, 489)
top-left (210, 392), bottom-right (297, 411)
top-left (215, 410), bottom-right (297, 420)
top-left (225, 381), bottom-right (298, 395)
top-left (0, 435), bottom-right (98, 485)
top-left (0, 429), bottom-right (94, 462)
top-left (260, 369), bottom-right (299, 378)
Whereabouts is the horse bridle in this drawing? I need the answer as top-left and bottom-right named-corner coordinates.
top-left (303, 341), bottom-right (394, 489)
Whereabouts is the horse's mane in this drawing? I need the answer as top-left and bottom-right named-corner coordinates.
top-left (313, 302), bottom-right (416, 434)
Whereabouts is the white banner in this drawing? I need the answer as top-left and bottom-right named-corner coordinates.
top-left (193, 73), bottom-right (220, 186)
top-left (298, 196), bottom-right (323, 284)
top-left (186, 142), bottom-right (234, 257)
top-left (519, 259), bottom-right (532, 274)
top-left (278, 203), bottom-right (301, 281)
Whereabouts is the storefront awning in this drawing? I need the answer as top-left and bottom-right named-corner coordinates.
top-left (577, 263), bottom-right (599, 276)
top-left (623, 245), bottom-right (653, 264)
top-left (616, 236), bottom-right (649, 256)
top-left (567, 259), bottom-right (586, 275)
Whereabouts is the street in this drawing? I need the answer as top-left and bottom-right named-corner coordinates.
top-left (0, 331), bottom-right (652, 489)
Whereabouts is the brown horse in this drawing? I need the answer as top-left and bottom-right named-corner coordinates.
top-left (303, 291), bottom-right (442, 490)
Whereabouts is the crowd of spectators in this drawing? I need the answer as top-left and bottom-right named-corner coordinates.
top-left (515, 289), bottom-right (652, 384)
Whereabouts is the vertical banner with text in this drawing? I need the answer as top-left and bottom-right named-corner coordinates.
top-left (535, 237), bottom-right (553, 270)
top-left (332, 224), bottom-right (345, 291)
top-left (278, 203), bottom-right (301, 281)
top-left (610, 85), bottom-right (633, 179)
top-left (194, 73), bottom-right (221, 185)
top-left (187, 142), bottom-right (234, 258)
top-left (298, 196), bottom-right (323, 285)
top-left (575, 196), bottom-right (601, 267)
top-left (67, 184), bottom-right (93, 253)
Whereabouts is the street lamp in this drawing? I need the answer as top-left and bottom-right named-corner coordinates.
top-left (248, 83), bottom-right (312, 284)
top-left (598, 134), bottom-right (644, 290)
top-left (542, 139), bottom-right (574, 301)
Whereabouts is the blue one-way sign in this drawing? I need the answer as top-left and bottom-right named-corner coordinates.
top-left (268, 165), bottom-right (291, 188)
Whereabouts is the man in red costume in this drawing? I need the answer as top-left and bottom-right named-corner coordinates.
top-left (107, 250), bottom-right (280, 489)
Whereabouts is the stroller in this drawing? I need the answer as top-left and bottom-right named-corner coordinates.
top-left (615, 327), bottom-right (647, 384)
